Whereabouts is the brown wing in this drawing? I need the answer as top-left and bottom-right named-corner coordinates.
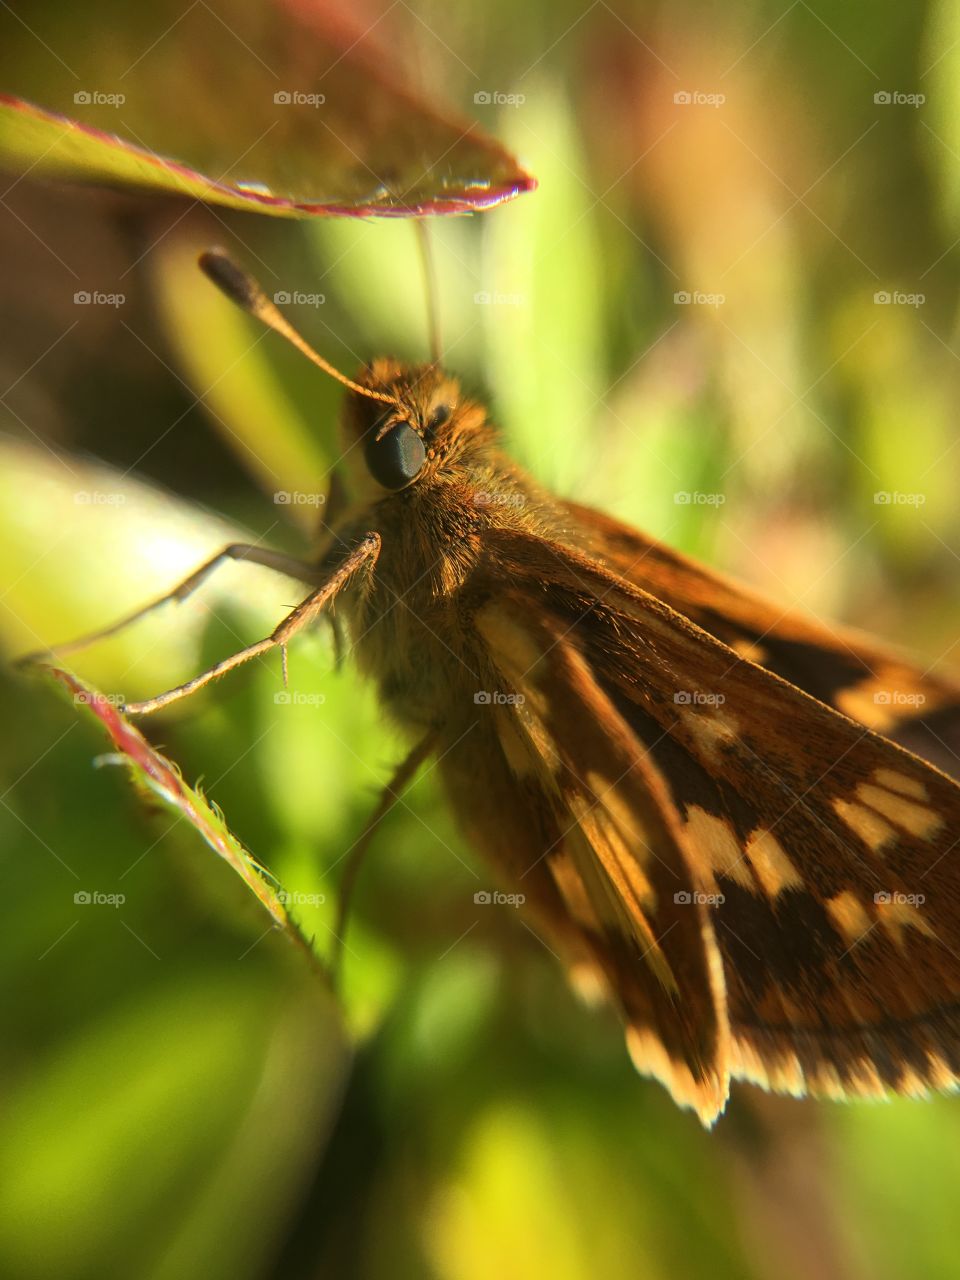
top-left (561, 500), bottom-right (960, 778)
top-left (440, 612), bottom-right (731, 1124)
top-left (470, 522), bottom-right (960, 1113)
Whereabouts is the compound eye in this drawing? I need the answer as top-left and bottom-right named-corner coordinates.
top-left (364, 421), bottom-right (426, 490)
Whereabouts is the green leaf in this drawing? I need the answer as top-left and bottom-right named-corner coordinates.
top-left (27, 662), bottom-right (327, 977)
top-left (0, 0), bottom-right (534, 217)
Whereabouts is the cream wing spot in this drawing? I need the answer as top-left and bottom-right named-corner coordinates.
top-left (825, 890), bottom-right (874, 946)
top-left (683, 806), bottom-right (755, 893)
top-left (838, 1059), bottom-right (885, 1097)
top-left (474, 607), bottom-right (549, 716)
top-left (475, 605), bottom-right (544, 674)
top-left (567, 960), bottom-right (610, 1007)
top-left (680, 709), bottom-right (742, 765)
top-left (873, 768), bottom-right (929, 801)
top-left (875, 898), bottom-right (937, 948)
top-left (744, 827), bottom-right (804, 898)
top-left (585, 769), bottom-right (661, 875)
top-left (831, 798), bottom-right (897, 854)
top-left (624, 1025), bottom-right (727, 1125)
top-left (730, 1039), bottom-right (806, 1098)
top-left (895, 1066), bottom-right (932, 1098)
top-left (574, 797), bottom-right (657, 916)
top-left (564, 798), bottom-right (674, 993)
top-left (494, 712), bottom-right (536, 778)
top-left (856, 783), bottom-right (943, 840)
top-left (548, 851), bottom-right (605, 931)
top-left (925, 1052), bottom-right (956, 1092)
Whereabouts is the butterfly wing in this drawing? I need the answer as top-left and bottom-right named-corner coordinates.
top-left (438, 620), bottom-right (732, 1123)
top-left (561, 500), bottom-right (960, 777)
top-left (466, 521), bottom-right (960, 1114)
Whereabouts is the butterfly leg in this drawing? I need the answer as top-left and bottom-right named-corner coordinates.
top-left (329, 732), bottom-right (437, 982)
top-left (123, 533), bottom-right (381, 715)
top-left (18, 543), bottom-right (322, 666)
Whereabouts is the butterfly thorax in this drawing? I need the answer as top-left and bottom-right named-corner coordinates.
top-left (337, 456), bottom-right (546, 733)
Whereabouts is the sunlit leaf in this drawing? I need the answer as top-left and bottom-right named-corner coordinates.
top-left (0, 0), bottom-right (534, 216)
top-left (27, 661), bottom-right (327, 975)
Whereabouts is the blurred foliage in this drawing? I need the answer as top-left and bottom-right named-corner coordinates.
top-left (2, 1), bottom-right (960, 1279)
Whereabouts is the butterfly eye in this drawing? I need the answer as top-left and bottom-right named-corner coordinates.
top-left (364, 421), bottom-right (427, 491)
top-left (425, 404), bottom-right (451, 438)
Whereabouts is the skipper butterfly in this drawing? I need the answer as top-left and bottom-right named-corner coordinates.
top-left (30, 249), bottom-right (960, 1125)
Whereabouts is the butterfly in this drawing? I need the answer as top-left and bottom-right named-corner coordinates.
top-left (33, 249), bottom-right (960, 1126)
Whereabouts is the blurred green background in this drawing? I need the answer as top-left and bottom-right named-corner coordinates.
top-left (2, 1), bottom-right (960, 1278)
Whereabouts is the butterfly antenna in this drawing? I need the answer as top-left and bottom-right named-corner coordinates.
top-left (198, 248), bottom-right (403, 409)
top-left (415, 219), bottom-right (443, 363)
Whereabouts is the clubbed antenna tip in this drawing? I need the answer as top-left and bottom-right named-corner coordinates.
top-left (198, 248), bottom-right (264, 313)
top-left (196, 247), bottom-right (402, 410)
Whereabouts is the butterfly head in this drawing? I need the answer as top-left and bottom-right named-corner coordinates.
top-left (341, 359), bottom-right (489, 494)
top-left (195, 250), bottom-right (492, 496)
